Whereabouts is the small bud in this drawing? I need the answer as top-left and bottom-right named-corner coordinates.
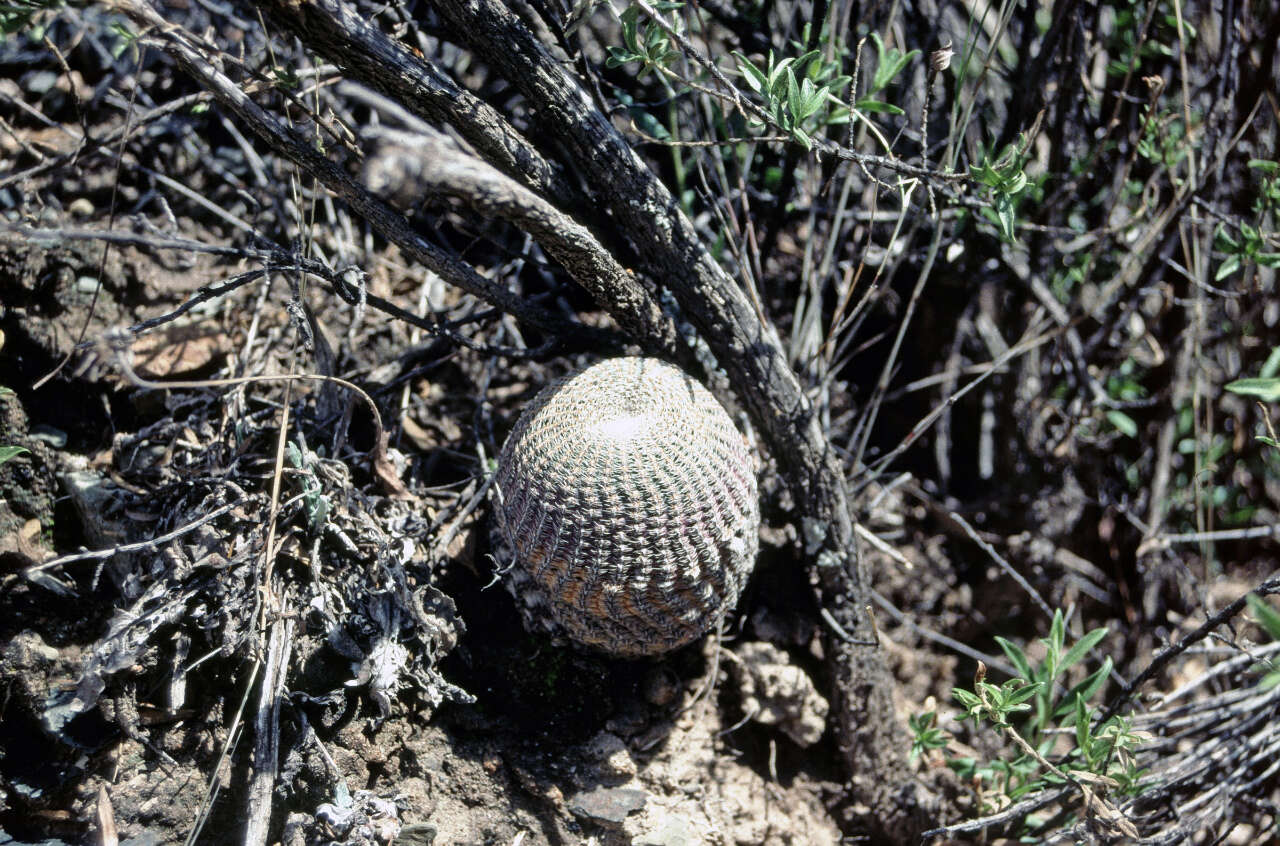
top-left (974, 660), bottom-right (987, 686)
top-left (931, 41), bottom-right (954, 74)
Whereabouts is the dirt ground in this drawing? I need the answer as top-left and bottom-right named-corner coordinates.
top-left (3, 1), bottom-right (1280, 844)
top-left (0, 231), bottom-right (861, 843)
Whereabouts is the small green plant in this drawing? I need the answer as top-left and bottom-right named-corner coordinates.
top-left (1212, 161), bottom-right (1280, 281)
top-left (109, 20), bottom-right (141, 61)
top-left (1097, 358), bottom-right (1148, 439)
top-left (286, 439), bottom-right (331, 534)
top-left (908, 709), bottom-right (950, 761)
top-left (1136, 106), bottom-right (1191, 174)
top-left (970, 134), bottom-right (1034, 242)
top-left (1214, 222), bottom-right (1280, 282)
top-left (1103, 0), bottom-right (1196, 78)
top-left (730, 32), bottom-right (914, 148)
top-left (1226, 345), bottom-right (1280, 449)
top-left (1249, 159), bottom-right (1280, 218)
top-left (606, 2), bottom-right (681, 78)
top-left (859, 33), bottom-right (918, 116)
top-left (731, 49), bottom-right (848, 148)
top-left (0, 0), bottom-right (61, 37)
top-left (1246, 593), bottom-right (1280, 691)
top-left (913, 610), bottom-right (1147, 824)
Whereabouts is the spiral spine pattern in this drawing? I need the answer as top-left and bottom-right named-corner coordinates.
top-left (493, 357), bottom-right (760, 657)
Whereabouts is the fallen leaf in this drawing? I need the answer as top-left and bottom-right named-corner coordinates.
top-left (130, 320), bottom-right (227, 378)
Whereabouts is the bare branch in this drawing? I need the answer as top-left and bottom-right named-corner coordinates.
top-left (108, 0), bottom-right (586, 342)
top-left (361, 129), bottom-right (685, 359)
top-left (254, 0), bottom-right (578, 210)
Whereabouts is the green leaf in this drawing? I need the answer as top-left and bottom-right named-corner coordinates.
top-left (795, 78), bottom-right (822, 120)
top-left (1054, 657), bottom-right (1114, 720)
top-left (1215, 226), bottom-right (1241, 251)
top-left (971, 161), bottom-right (999, 188)
top-left (791, 49), bottom-right (821, 79)
top-left (1247, 593), bottom-right (1280, 641)
top-left (1005, 681), bottom-right (1044, 707)
top-left (855, 98), bottom-right (905, 115)
top-left (1049, 610), bottom-right (1065, 647)
top-left (1074, 694), bottom-right (1091, 755)
top-left (734, 52), bottom-right (768, 94)
top-left (952, 687), bottom-right (981, 712)
top-left (995, 192), bottom-right (1016, 241)
top-left (629, 107), bottom-right (671, 140)
top-left (1225, 378), bottom-right (1280, 402)
top-left (1249, 160), bottom-right (1280, 175)
top-left (867, 33), bottom-right (919, 94)
top-left (1060, 626), bottom-right (1109, 674)
top-left (994, 636), bottom-right (1035, 681)
top-left (1259, 346), bottom-right (1280, 379)
top-left (620, 7), bottom-right (641, 52)
top-left (1106, 409), bottom-right (1139, 438)
top-left (0, 445), bottom-right (29, 465)
top-left (768, 56), bottom-right (794, 93)
top-left (606, 46), bottom-right (637, 67)
top-left (1216, 254), bottom-right (1242, 280)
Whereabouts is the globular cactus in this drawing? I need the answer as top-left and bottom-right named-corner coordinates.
top-left (491, 357), bottom-right (760, 658)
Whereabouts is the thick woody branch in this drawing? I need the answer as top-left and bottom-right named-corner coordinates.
top-left (361, 130), bottom-right (685, 360)
top-left (108, 0), bottom-right (602, 346)
top-left (254, 0), bottom-right (577, 211)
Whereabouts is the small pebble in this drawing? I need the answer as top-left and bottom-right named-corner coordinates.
top-left (585, 731), bottom-right (637, 781)
top-left (635, 813), bottom-right (699, 846)
top-left (24, 69), bottom-right (59, 96)
top-left (68, 197), bottom-right (94, 217)
top-left (568, 786), bottom-right (647, 826)
top-left (29, 424), bottom-right (67, 448)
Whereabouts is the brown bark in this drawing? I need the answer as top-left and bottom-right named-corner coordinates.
top-left (359, 130), bottom-right (685, 361)
top-left (252, 0), bottom-right (578, 210)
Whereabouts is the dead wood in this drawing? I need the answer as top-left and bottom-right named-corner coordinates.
top-left (358, 128), bottom-right (686, 361)
top-left (107, 0), bottom-right (597, 346)
top-left (234, 0), bottom-right (578, 211)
